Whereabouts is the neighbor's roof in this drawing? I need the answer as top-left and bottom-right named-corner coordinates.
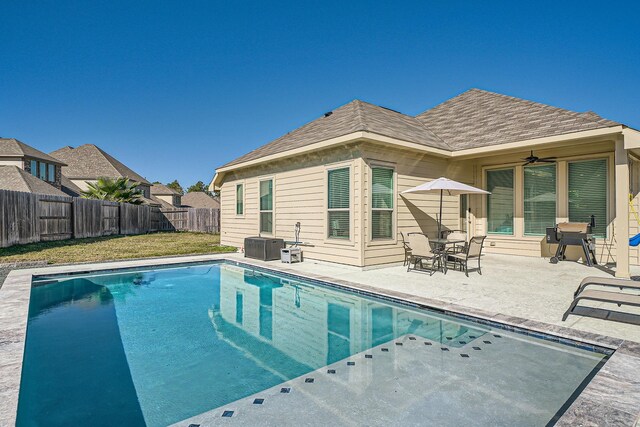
top-left (219, 89), bottom-right (622, 170)
top-left (0, 166), bottom-right (67, 196)
top-left (415, 89), bottom-right (620, 150)
top-left (0, 138), bottom-right (66, 165)
top-left (220, 100), bottom-right (448, 168)
top-left (50, 144), bottom-right (151, 184)
top-left (60, 175), bottom-right (83, 197)
top-left (150, 183), bottom-right (180, 196)
top-left (181, 192), bottom-right (220, 209)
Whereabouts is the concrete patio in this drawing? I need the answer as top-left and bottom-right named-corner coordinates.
top-left (225, 252), bottom-right (640, 344)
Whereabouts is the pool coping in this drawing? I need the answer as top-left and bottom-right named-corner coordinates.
top-left (1, 254), bottom-right (639, 426)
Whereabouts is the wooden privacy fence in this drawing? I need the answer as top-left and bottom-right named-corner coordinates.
top-left (0, 189), bottom-right (220, 248)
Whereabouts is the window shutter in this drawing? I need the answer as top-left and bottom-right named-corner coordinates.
top-left (569, 159), bottom-right (607, 237)
top-left (372, 168), bottom-right (393, 209)
top-left (236, 184), bottom-right (243, 215)
top-left (328, 168), bottom-right (350, 239)
top-left (487, 169), bottom-right (514, 235)
top-left (328, 168), bottom-right (350, 209)
top-left (524, 164), bottom-right (556, 235)
top-left (371, 167), bottom-right (394, 239)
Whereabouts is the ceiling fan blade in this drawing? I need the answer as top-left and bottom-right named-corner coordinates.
top-left (536, 159), bottom-right (556, 163)
top-left (523, 160), bottom-right (534, 165)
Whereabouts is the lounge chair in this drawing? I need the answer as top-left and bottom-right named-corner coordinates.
top-left (448, 236), bottom-right (486, 277)
top-left (573, 276), bottom-right (640, 298)
top-left (562, 289), bottom-right (640, 324)
top-left (406, 232), bottom-right (439, 275)
top-left (400, 232), bottom-right (412, 266)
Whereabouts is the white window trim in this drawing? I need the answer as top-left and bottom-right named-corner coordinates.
top-left (324, 163), bottom-right (354, 245)
top-left (235, 181), bottom-right (245, 217)
top-left (367, 162), bottom-right (397, 245)
top-left (484, 166), bottom-right (516, 236)
top-left (523, 163), bottom-right (558, 237)
top-left (259, 177), bottom-right (275, 236)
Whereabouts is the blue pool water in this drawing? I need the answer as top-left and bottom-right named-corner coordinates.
top-left (17, 262), bottom-right (607, 426)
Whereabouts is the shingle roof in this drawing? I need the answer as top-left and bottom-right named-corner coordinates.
top-left (0, 166), bottom-right (67, 196)
top-left (150, 183), bottom-right (180, 196)
top-left (220, 100), bottom-right (448, 168)
top-left (181, 192), bottom-right (220, 209)
top-left (0, 138), bottom-right (66, 164)
top-left (60, 175), bottom-right (83, 197)
top-left (50, 144), bottom-right (151, 184)
top-left (220, 89), bottom-right (623, 170)
top-left (415, 89), bottom-right (620, 150)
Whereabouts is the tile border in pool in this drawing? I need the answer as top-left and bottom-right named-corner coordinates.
top-left (1, 253), bottom-right (639, 426)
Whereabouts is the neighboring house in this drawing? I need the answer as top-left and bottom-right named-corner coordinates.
top-left (50, 144), bottom-right (152, 199)
top-left (0, 138), bottom-right (66, 190)
top-left (0, 166), bottom-right (67, 196)
top-left (181, 192), bottom-right (220, 209)
top-left (151, 183), bottom-right (182, 207)
top-left (211, 89), bottom-right (640, 276)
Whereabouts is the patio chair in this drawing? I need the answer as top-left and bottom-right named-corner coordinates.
top-left (406, 232), bottom-right (439, 275)
top-left (448, 236), bottom-right (486, 277)
top-left (400, 232), bottom-right (412, 266)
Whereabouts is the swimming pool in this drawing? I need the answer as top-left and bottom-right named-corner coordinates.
top-left (18, 261), bottom-right (608, 426)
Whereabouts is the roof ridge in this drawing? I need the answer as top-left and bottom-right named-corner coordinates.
top-left (352, 100), bottom-right (368, 132)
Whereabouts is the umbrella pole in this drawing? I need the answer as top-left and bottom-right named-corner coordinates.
top-left (437, 189), bottom-right (443, 239)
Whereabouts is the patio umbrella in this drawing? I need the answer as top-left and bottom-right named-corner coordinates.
top-left (401, 177), bottom-right (490, 240)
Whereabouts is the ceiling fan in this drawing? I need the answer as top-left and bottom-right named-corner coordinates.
top-left (522, 150), bottom-right (556, 166)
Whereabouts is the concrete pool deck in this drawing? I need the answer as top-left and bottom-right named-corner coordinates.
top-left (1, 253), bottom-right (640, 425)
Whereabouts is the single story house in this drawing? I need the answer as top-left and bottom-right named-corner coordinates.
top-left (181, 192), bottom-right (220, 209)
top-left (50, 144), bottom-right (153, 199)
top-left (0, 138), bottom-right (66, 191)
top-left (150, 183), bottom-right (182, 208)
top-left (210, 89), bottom-right (640, 277)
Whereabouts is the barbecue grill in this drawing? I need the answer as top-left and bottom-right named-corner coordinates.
top-left (546, 219), bottom-right (597, 266)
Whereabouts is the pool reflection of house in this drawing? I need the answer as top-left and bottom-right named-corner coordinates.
top-left (210, 266), bottom-right (473, 369)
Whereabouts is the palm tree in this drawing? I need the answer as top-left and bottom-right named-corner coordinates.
top-left (81, 177), bottom-right (144, 204)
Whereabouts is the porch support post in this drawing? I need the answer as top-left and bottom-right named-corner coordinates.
top-left (615, 137), bottom-right (630, 278)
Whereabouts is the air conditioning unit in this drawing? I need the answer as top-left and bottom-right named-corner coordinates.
top-left (244, 237), bottom-right (284, 261)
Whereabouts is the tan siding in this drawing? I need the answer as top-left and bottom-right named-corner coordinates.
top-left (220, 144), bottom-right (364, 266)
top-left (361, 144), bottom-right (473, 266)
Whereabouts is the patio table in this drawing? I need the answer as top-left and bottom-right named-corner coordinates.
top-left (429, 238), bottom-right (466, 273)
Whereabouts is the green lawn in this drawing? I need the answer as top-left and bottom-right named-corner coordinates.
top-left (0, 232), bottom-right (236, 264)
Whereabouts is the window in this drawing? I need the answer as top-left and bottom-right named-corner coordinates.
top-left (48, 164), bottom-right (55, 182)
top-left (371, 167), bottom-right (394, 239)
top-left (327, 167), bottom-right (350, 239)
top-left (460, 194), bottom-right (468, 232)
top-left (524, 164), bottom-right (556, 235)
top-left (486, 168), bottom-right (514, 235)
top-left (30, 160), bottom-right (37, 177)
top-left (569, 159), bottom-right (607, 237)
top-left (259, 179), bottom-right (273, 234)
top-left (39, 162), bottom-right (47, 180)
top-left (236, 184), bottom-right (243, 215)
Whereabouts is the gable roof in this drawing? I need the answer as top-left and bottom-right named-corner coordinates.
top-left (0, 166), bottom-right (67, 196)
top-left (181, 192), bottom-right (220, 209)
top-left (220, 100), bottom-right (448, 168)
top-left (415, 89), bottom-right (620, 150)
top-left (150, 183), bottom-right (180, 196)
top-left (218, 89), bottom-right (623, 172)
top-left (0, 138), bottom-right (66, 165)
top-left (50, 144), bottom-right (151, 185)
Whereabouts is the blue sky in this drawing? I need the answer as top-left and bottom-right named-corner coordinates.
top-left (2, 1), bottom-right (639, 187)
